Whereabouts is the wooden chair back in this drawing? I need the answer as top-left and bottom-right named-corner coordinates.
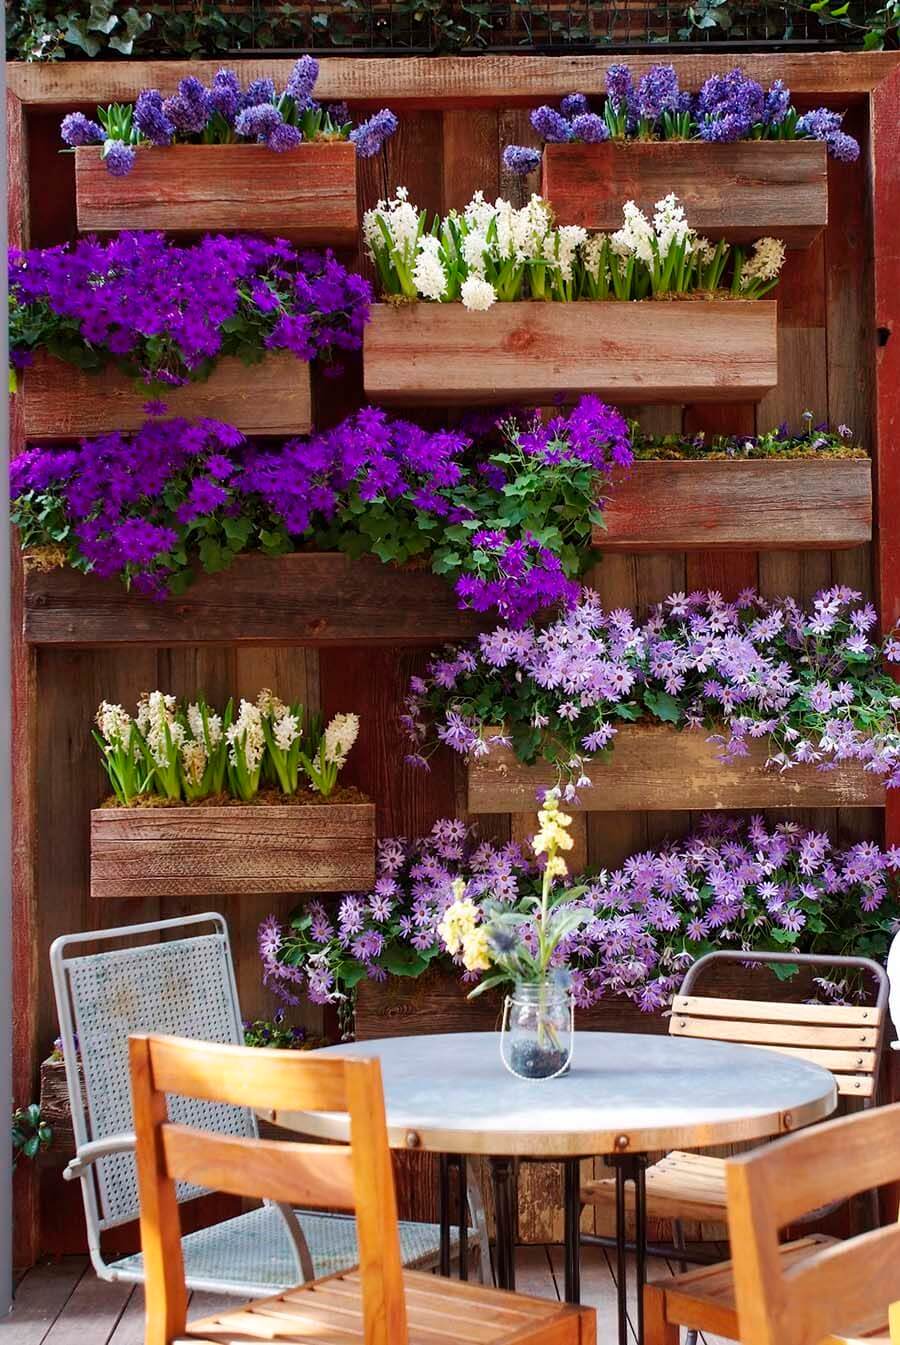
top-left (671, 951), bottom-right (888, 1101)
top-left (129, 1033), bottom-right (407, 1345)
top-left (727, 1101), bottom-right (900, 1345)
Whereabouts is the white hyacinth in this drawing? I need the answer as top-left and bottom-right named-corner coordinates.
top-left (226, 699), bottom-right (265, 773)
top-left (652, 192), bottom-right (693, 258)
top-left (612, 200), bottom-right (656, 266)
top-left (362, 186), bottom-right (420, 266)
top-left (137, 690), bottom-right (184, 767)
top-left (461, 276), bottom-right (497, 311)
top-left (257, 687), bottom-right (287, 718)
top-left (95, 700), bottom-right (133, 750)
top-left (412, 234), bottom-right (448, 300)
top-left (323, 712), bottom-right (360, 768)
top-left (187, 701), bottom-right (222, 746)
top-left (463, 190), bottom-right (497, 233)
top-left (272, 711), bottom-right (301, 753)
top-left (180, 739), bottom-right (208, 786)
top-left (550, 224), bottom-right (589, 281)
top-left (461, 228), bottom-right (490, 276)
top-left (739, 236), bottom-right (786, 286)
top-left (582, 233), bottom-right (609, 283)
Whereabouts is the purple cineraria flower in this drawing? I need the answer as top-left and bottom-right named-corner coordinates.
top-left (502, 145), bottom-right (542, 176)
top-left (348, 108), bottom-right (399, 158)
top-left (571, 113), bottom-right (609, 144)
top-left (103, 141), bottom-right (137, 177)
top-left (286, 55), bottom-right (320, 106)
top-left (134, 90), bottom-right (175, 145)
top-left (163, 76), bottom-right (212, 136)
top-left (60, 112), bottom-right (106, 147)
top-left (530, 105), bottom-right (573, 143)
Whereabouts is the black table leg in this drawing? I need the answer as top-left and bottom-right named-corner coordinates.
top-left (563, 1158), bottom-right (582, 1304)
top-left (489, 1156), bottom-right (516, 1290)
top-left (438, 1152), bottom-right (452, 1277)
top-left (609, 1153), bottom-right (650, 1345)
top-left (456, 1154), bottom-right (469, 1281)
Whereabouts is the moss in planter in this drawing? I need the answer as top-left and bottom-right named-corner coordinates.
top-left (99, 784), bottom-right (370, 809)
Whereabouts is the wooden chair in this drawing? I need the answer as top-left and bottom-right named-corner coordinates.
top-left (644, 1101), bottom-right (900, 1345)
top-left (130, 1033), bottom-right (595, 1345)
top-left (582, 951), bottom-right (888, 1250)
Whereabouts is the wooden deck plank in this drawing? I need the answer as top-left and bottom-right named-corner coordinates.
top-left (549, 1245), bottom-right (635, 1345)
top-left (40, 1271), bottom-right (132, 1345)
top-left (104, 1290), bottom-right (146, 1345)
top-left (5, 1258), bottom-right (89, 1344)
top-left (510, 1246), bottom-right (559, 1300)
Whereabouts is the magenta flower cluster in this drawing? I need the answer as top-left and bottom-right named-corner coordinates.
top-left (10, 397), bottom-right (631, 615)
top-left (61, 57), bottom-right (398, 175)
top-left (504, 63), bottom-right (859, 173)
top-left (404, 587), bottom-right (900, 794)
top-left (9, 232), bottom-right (371, 386)
top-left (258, 814), bottom-right (900, 1013)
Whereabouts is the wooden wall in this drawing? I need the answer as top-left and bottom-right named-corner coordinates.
top-left (11, 69), bottom-right (887, 1258)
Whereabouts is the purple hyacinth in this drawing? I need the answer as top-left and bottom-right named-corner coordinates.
top-left (763, 79), bottom-right (791, 127)
top-left (560, 92), bottom-right (590, 119)
top-left (209, 69), bottom-right (242, 126)
top-left (827, 131), bottom-right (860, 163)
top-left (530, 104), bottom-right (573, 143)
top-left (235, 103), bottom-right (284, 142)
top-left (796, 107), bottom-right (860, 161)
top-left (328, 101), bottom-right (350, 125)
top-left (240, 78), bottom-right (276, 110)
top-left (502, 144), bottom-right (542, 176)
top-left (636, 64), bottom-right (680, 122)
top-left (163, 76), bottom-right (212, 136)
top-left (605, 63), bottom-right (634, 111)
top-left (134, 90), bottom-right (175, 146)
top-left (285, 54), bottom-right (320, 106)
top-left (103, 141), bottom-right (137, 177)
top-left (571, 113), bottom-right (609, 144)
top-left (697, 67), bottom-right (765, 140)
top-left (348, 108), bottom-right (398, 158)
top-left (268, 122), bottom-right (303, 152)
top-left (60, 112), bottom-right (106, 147)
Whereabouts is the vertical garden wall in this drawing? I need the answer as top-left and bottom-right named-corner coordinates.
top-left (8, 51), bottom-right (900, 1260)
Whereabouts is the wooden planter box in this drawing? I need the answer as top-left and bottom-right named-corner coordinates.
top-left (37, 1057), bottom-right (81, 1163)
top-left (467, 724), bottom-right (885, 812)
top-left (90, 800), bottom-right (376, 899)
top-left (22, 553), bottom-right (491, 647)
top-left (363, 300), bottom-right (778, 405)
top-left (598, 458), bottom-right (872, 551)
top-left (75, 142), bottom-right (358, 245)
top-left (541, 140), bottom-right (828, 248)
top-left (20, 351), bottom-right (312, 440)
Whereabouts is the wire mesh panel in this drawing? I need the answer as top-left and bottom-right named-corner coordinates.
top-left (66, 933), bottom-right (252, 1228)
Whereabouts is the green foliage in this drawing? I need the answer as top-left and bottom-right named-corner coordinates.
top-left (12, 1104), bottom-right (52, 1166)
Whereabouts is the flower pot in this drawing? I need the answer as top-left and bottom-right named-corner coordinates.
top-left (597, 458), bottom-right (872, 551)
top-left (541, 140), bottom-right (828, 248)
top-left (467, 724), bottom-right (885, 812)
top-left (75, 142), bottom-right (358, 245)
top-left (363, 299), bottom-right (779, 405)
top-left (89, 798), bottom-right (376, 899)
top-left (500, 982), bottom-right (574, 1080)
top-left (20, 351), bottom-right (313, 440)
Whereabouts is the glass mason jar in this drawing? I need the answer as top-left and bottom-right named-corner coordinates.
top-left (500, 981), bottom-right (574, 1080)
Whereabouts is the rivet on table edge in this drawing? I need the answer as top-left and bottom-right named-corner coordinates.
top-left (614, 1134), bottom-right (630, 1152)
top-left (405, 1130), bottom-right (422, 1149)
top-left (782, 1112), bottom-right (794, 1130)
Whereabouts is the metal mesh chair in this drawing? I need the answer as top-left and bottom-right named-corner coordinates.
top-left (50, 913), bottom-right (464, 1296)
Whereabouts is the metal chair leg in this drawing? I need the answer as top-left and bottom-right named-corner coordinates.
top-left (466, 1163), bottom-right (490, 1284)
top-left (671, 1220), bottom-right (698, 1345)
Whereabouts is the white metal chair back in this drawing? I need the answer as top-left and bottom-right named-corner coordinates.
top-left (886, 928), bottom-right (900, 1050)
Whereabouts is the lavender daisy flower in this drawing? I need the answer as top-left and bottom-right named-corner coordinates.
top-left (103, 141), bottom-right (137, 177)
top-left (560, 92), bottom-right (590, 119)
top-left (502, 144), bottom-right (542, 176)
top-left (286, 54), bottom-right (320, 106)
top-left (530, 105), bottom-right (573, 143)
top-left (60, 112), bottom-right (106, 147)
top-left (134, 90), bottom-right (175, 146)
top-left (348, 108), bottom-right (399, 158)
top-left (570, 113), bottom-right (609, 144)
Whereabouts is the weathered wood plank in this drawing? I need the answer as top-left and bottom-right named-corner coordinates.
top-left (89, 801), bottom-right (376, 898)
top-left (542, 140), bottom-right (827, 247)
top-left (9, 53), bottom-right (899, 107)
top-left (364, 301), bottom-right (779, 405)
top-left (7, 1258), bottom-right (89, 1342)
top-left (467, 726), bottom-right (885, 813)
top-left (40, 1266), bottom-right (132, 1345)
top-left (597, 458), bottom-right (871, 551)
top-left (20, 351), bottom-right (313, 440)
top-left (75, 142), bottom-right (358, 244)
top-left (22, 554), bottom-right (490, 647)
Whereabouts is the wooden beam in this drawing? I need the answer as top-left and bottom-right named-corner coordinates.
top-left (597, 458), bottom-right (872, 552)
top-left (22, 554), bottom-right (491, 647)
top-left (8, 53), bottom-right (900, 108)
top-left (363, 300), bottom-right (779, 405)
top-left (467, 725), bottom-right (885, 813)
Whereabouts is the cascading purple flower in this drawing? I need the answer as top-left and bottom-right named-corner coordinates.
top-left (502, 145), bottom-right (542, 176)
top-left (796, 107), bottom-right (860, 161)
top-left (103, 142), bottom-right (136, 176)
top-left (348, 108), bottom-right (399, 157)
top-left (530, 105), bottom-right (573, 143)
top-left (60, 112), bottom-right (105, 147)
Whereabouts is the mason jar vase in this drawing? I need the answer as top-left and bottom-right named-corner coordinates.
top-left (500, 980), bottom-right (574, 1080)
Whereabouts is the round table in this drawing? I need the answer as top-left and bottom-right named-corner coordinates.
top-left (272, 1031), bottom-right (836, 1345)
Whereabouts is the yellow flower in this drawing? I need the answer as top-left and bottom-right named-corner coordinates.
top-left (461, 927), bottom-right (492, 973)
top-left (545, 855), bottom-right (568, 881)
top-left (437, 896), bottom-right (478, 956)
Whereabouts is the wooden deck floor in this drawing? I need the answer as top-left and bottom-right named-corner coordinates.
top-left (3, 1248), bottom-right (730, 1344)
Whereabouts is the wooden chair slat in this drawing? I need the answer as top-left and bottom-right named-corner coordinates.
top-left (147, 1033), bottom-right (348, 1112)
top-left (161, 1125), bottom-right (355, 1210)
top-left (670, 1015), bottom-right (878, 1049)
top-left (737, 1043), bottom-right (877, 1075)
top-left (834, 1075), bottom-right (876, 1098)
top-left (672, 996), bottom-right (881, 1027)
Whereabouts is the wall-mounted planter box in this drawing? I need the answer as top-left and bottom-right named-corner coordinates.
top-left (541, 140), bottom-right (828, 248)
top-left (75, 142), bottom-right (358, 245)
top-left (467, 725), bottom-right (884, 813)
top-left (20, 351), bottom-right (312, 440)
top-left (90, 799), bottom-right (376, 899)
top-left (598, 458), bottom-right (872, 551)
top-left (363, 300), bottom-right (778, 405)
top-left (22, 553), bottom-right (490, 647)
